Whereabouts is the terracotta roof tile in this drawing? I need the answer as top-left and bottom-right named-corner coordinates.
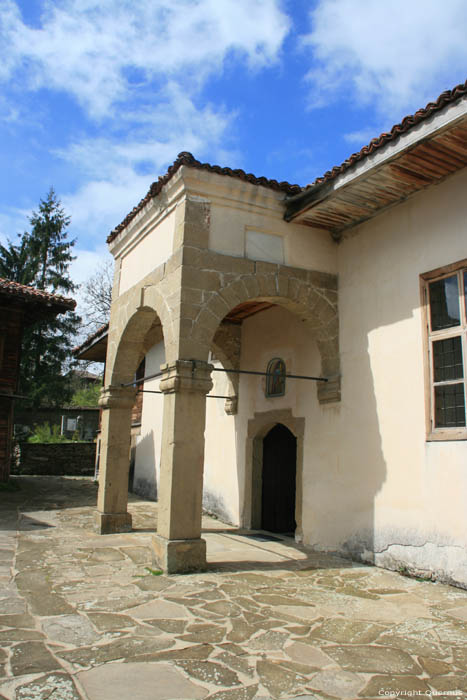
top-left (72, 322), bottom-right (109, 355)
top-left (309, 79), bottom-right (467, 189)
top-left (107, 80), bottom-right (467, 243)
top-left (0, 278), bottom-right (76, 310)
top-left (107, 152), bottom-right (301, 243)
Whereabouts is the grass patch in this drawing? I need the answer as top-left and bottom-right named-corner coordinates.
top-left (145, 567), bottom-right (163, 576)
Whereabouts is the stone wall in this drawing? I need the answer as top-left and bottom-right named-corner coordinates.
top-left (13, 442), bottom-right (96, 476)
top-left (14, 407), bottom-right (100, 442)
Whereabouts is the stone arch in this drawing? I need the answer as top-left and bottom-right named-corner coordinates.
top-left (109, 306), bottom-right (164, 387)
top-left (96, 293), bottom-right (168, 535)
top-left (186, 264), bottom-right (340, 403)
top-left (245, 409), bottom-right (305, 541)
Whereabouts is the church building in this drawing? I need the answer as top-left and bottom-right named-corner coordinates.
top-left (95, 81), bottom-right (467, 587)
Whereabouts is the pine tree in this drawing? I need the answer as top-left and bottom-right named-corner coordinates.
top-left (28, 189), bottom-right (76, 295)
top-left (0, 189), bottom-right (81, 407)
top-left (0, 233), bottom-right (36, 286)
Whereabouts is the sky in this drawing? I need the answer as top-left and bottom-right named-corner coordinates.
top-left (0, 0), bottom-right (466, 308)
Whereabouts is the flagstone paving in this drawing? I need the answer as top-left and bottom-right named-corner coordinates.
top-left (0, 476), bottom-right (466, 699)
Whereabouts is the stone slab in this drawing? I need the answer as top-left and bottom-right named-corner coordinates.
top-left (41, 614), bottom-right (100, 646)
top-left (78, 661), bottom-right (208, 699)
top-left (15, 672), bottom-right (82, 700)
top-left (11, 641), bottom-right (60, 676)
top-left (128, 599), bottom-right (192, 619)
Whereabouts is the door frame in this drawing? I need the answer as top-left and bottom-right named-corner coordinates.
top-left (244, 409), bottom-right (305, 542)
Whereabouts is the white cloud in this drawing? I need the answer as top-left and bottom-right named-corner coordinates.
top-left (1, 0), bottom-right (290, 118)
top-left (0, 207), bottom-right (32, 246)
top-left (0, 1), bottom-right (288, 245)
top-left (344, 127), bottom-right (382, 146)
top-left (62, 175), bottom-right (150, 243)
top-left (57, 84), bottom-right (238, 243)
top-left (302, 0), bottom-right (467, 116)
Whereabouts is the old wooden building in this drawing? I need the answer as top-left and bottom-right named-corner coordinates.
top-left (0, 278), bottom-right (75, 482)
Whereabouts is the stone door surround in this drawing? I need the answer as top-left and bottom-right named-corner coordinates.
top-left (245, 409), bottom-right (305, 543)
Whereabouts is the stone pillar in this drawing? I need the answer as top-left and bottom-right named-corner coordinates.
top-left (153, 360), bottom-right (213, 573)
top-left (95, 385), bottom-right (137, 534)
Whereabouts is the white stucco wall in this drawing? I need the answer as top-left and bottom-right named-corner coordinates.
top-left (208, 200), bottom-right (336, 273)
top-left (133, 344), bottom-right (240, 522)
top-left (133, 342), bottom-right (165, 500)
top-left (205, 167), bottom-right (467, 587)
top-left (119, 209), bottom-right (176, 295)
top-left (203, 361), bottom-right (239, 524)
top-left (234, 305), bottom-right (334, 532)
top-left (336, 166), bottom-right (467, 586)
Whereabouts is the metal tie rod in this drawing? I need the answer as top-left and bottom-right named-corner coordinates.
top-left (122, 366), bottom-right (327, 387)
top-left (137, 390), bottom-right (232, 399)
top-left (211, 367), bottom-right (328, 382)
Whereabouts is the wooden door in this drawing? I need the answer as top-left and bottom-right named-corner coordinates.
top-left (261, 423), bottom-right (296, 533)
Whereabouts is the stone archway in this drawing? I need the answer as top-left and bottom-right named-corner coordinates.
top-left (179, 258), bottom-right (340, 404)
top-left (96, 300), bottom-right (166, 535)
top-left (245, 409), bottom-right (305, 542)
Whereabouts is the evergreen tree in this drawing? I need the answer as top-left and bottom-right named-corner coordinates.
top-left (0, 233), bottom-right (36, 286)
top-left (28, 189), bottom-right (76, 295)
top-left (0, 189), bottom-right (81, 407)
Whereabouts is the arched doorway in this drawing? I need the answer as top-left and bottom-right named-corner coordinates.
top-left (261, 423), bottom-right (297, 534)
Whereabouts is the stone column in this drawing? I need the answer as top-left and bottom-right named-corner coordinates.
top-left (153, 359), bottom-right (213, 573)
top-left (95, 385), bottom-right (137, 534)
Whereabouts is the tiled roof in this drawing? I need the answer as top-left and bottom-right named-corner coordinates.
top-left (107, 152), bottom-right (302, 243)
top-left (107, 81), bottom-right (467, 244)
top-left (0, 278), bottom-right (76, 309)
top-left (309, 79), bottom-right (467, 189)
top-left (72, 322), bottom-right (109, 355)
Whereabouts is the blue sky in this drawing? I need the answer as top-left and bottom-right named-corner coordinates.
top-left (1, 0), bottom-right (466, 302)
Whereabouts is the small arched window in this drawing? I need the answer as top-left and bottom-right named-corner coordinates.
top-left (265, 358), bottom-right (286, 398)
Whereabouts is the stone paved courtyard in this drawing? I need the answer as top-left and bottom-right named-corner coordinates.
top-left (0, 477), bottom-right (466, 700)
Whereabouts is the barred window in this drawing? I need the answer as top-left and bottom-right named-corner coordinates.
top-left (423, 263), bottom-right (467, 439)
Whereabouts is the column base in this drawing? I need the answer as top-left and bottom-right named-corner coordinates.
top-left (95, 511), bottom-right (132, 534)
top-left (152, 534), bottom-right (206, 574)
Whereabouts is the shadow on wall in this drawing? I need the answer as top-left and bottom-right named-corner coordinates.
top-left (336, 199), bottom-right (447, 573)
top-left (131, 429), bottom-right (158, 501)
top-left (203, 488), bottom-right (236, 525)
top-left (229, 302), bottom-right (387, 568)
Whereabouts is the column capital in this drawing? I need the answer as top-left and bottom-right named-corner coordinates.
top-left (98, 384), bottom-right (137, 410)
top-left (159, 360), bottom-right (213, 395)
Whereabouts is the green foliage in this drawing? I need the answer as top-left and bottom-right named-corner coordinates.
top-left (0, 233), bottom-right (37, 285)
top-left (27, 422), bottom-right (70, 444)
top-left (0, 188), bottom-right (81, 407)
top-left (28, 188), bottom-right (76, 294)
top-left (69, 382), bottom-right (102, 407)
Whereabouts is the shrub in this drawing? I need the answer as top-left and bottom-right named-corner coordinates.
top-left (28, 422), bottom-right (70, 444)
top-left (69, 382), bottom-right (102, 407)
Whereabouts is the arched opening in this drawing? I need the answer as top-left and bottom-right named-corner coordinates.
top-left (261, 423), bottom-right (297, 534)
top-left (96, 305), bottom-right (166, 533)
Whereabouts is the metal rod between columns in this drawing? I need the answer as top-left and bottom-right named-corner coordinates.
top-left (122, 367), bottom-right (328, 387)
top-left (138, 390), bottom-right (232, 399)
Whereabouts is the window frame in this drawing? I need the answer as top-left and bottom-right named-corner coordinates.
top-left (265, 357), bottom-right (286, 398)
top-left (421, 258), bottom-right (467, 441)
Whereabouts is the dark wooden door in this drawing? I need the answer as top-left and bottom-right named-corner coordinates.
top-left (261, 424), bottom-right (297, 533)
